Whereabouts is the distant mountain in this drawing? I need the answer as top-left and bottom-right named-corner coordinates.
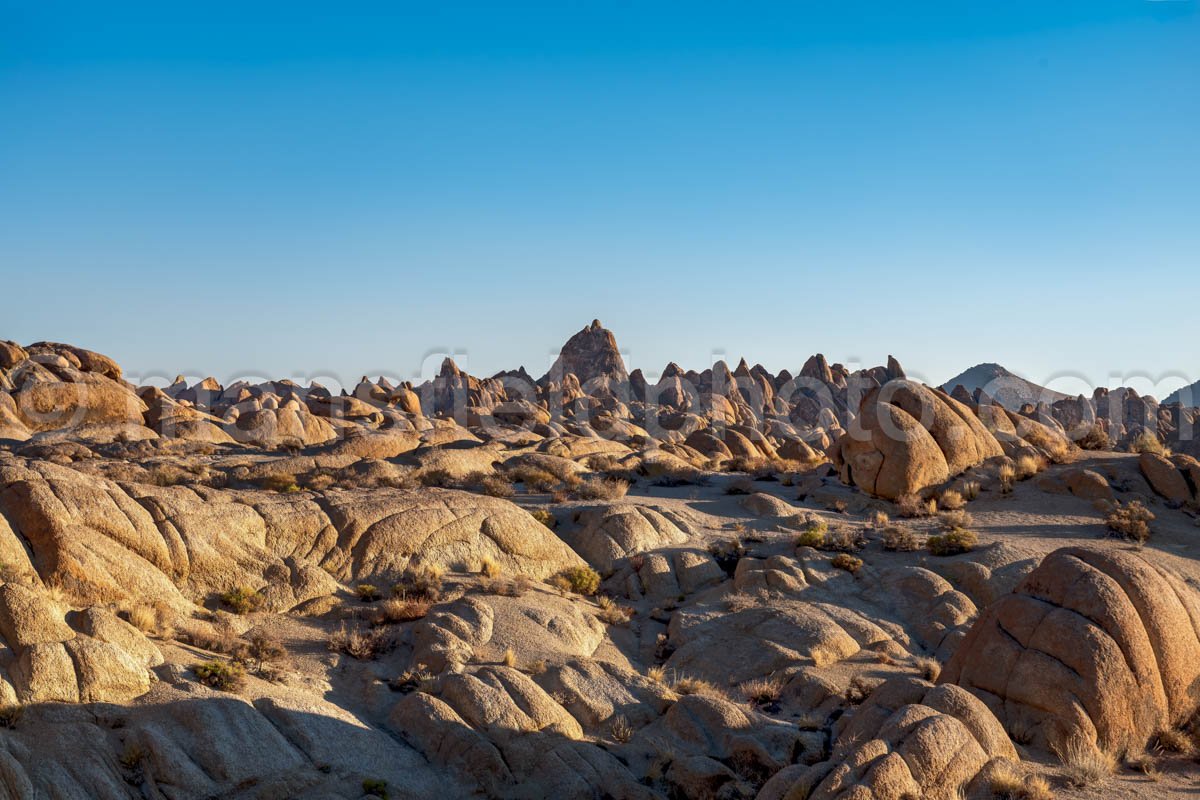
top-left (940, 363), bottom-right (1068, 411)
top-left (1164, 379), bottom-right (1200, 407)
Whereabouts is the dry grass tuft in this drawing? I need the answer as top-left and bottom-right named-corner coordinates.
top-left (480, 557), bottom-right (502, 579)
top-left (939, 489), bottom-right (965, 510)
top-left (610, 714), bottom-right (634, 743)
top-left (741, 675), bottom-right (784, 706)
top-left (988, 763), bottom-right (1055, 799)
top-left (1014, 455), bottom-right (1041, 480)
top-left (961, 480), bottom-right (981, 500)
top-left (914, 657), bottom-right (941, 682)
top-left (528, 508), bottom-right (556, 529)
top-left (865, 509), bottom-right (890, 528)
top-left (1055, 737), bottom-right (1114, 788)
top-left (502, 647), bottom-right (517, 668)
top-left (672, 676), bottom-right (727, 701)
top-left (646, 665), bottom-right (667, 683)
top-left (999, 463), bottom-right (1016, 494)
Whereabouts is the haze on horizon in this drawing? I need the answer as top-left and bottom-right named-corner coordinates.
top-left (2, 1), bottom-right (1198, 396)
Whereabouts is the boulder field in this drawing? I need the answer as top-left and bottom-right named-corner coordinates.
top-left (0, 330), bottom-right (1198, 798)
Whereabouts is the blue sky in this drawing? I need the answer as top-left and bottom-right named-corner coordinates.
top-left (2, 1), bottom-right (1198, 395)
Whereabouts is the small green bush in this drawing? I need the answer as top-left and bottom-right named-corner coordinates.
top-left (362, 778), bottom-right (389, 798)
top-left (355, 584), bottom-right (381, 602)
top-left (193, 660), bottom-right (245, 692)
top-left (219, 586), bottom-right (263, 615)
top-left (830, 553), bottom-right (863, 573)
top-left (926, 528), bottom-right (978, 556)
top-left (557, 566), bottom-right (601, 596)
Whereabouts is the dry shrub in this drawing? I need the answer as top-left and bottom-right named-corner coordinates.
top-left (821, 527), bottom-right (865, 553)
top-left (390, 665), bottom-right (437, 695)
top-left (896, 493), bottom-right (936, 518)
top-left (1127, 754), bottom-right (1160, 780)
top-left (1130, 431), bottom-right (1170, 457)
top-left (741, 675), bottom-right (784, 706)
top-left (219, 586), bottom-right (263, 615)
top-left (1045, 440), bottom-right (1073, 465)
top-left (0, 704), bottom-right (23, 729)
top-left (481, 575), bottom-right (533, 597)
top-left (597, 603), bottom-right (634, 626)
top-left (355, 583), bottom-right (381, 602)
top-left (881, 525), bottom-right (921, 552)
top-left (1076, 424), bottom-right (1110, 451)
top-left (938, 509), bottom-right (973, 530)
top-left (725, 592), bottom-right (756, 613)
top-left (1055, 737), bottom-right (1114, 788)
top-left (830, 553), bottom-right (863, 573)
top-left (844, 676), bottom-right (872, 704)
top-left (480, 557), bottom-right (502, 578)
top-left (242, 631), bottom-right (286, 675)
top-left (724, 477), bottom-right (755, 496)
top-left (503, 465), bottom-right (561, 492)
top-left (573, 476), bottom-right (630, 501)
top-left (418, 468), bottom-right (456, 488)
top-left (376, 598), bottom-right (431, 624)
top-left (193, 660), bottom-right (245, 692)
top-left (476, 474), bottom-right (515, 498)
top-left (260, 473), bottom-right (301, 493)
top-left (393, 564), bottom-right (444, 600)
top-left (927, 528), bottom-right (978, 556)
top-left (914, 656), bottom-right (940, 682)
top-left (1014, 455), bottom-right (1041, 480)
top-left (555, 566), bottom-right (600, 596)
top-left (302, 471), bottom-right (336, 491)
top-left (1106, 500), bottom-right (1154, 544)
top-left (529, 508), bottom-right (555, 529)
top-left (939, 489), bottom-right (965, 510)
top-left (328, 623), bottom-right (392, 660)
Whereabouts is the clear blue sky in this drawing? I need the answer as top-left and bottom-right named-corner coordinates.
top-left (2, 1), bottom-right (1197, 396)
